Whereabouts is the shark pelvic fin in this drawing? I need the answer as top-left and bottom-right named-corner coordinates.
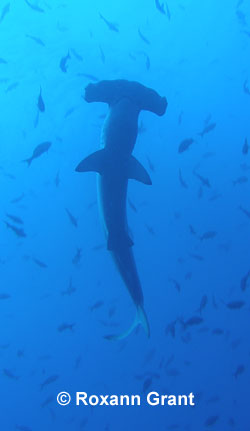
top-left (75, 149), bottom-right (106, 174)
top-left (128, 156), bottom-right (152, 185)
top-left (104, 305), bottom-right (150, 341)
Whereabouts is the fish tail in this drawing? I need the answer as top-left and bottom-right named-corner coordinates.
top-left (104, 305), bottom-right (150, 341)
top-left (22, 158), bottom-right (32, 167)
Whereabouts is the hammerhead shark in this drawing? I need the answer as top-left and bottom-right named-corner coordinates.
top-left (76, 79), bottom-right (167, 339)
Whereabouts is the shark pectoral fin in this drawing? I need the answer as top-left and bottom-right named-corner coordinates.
top-left (128, 156), bottom-right (152, 185)
top-left (107, 232), bottom-right (134, 250)
top-left (75, 149), bottom-right (106, 173)
top-left (104, 305), bottom-right (150, 341)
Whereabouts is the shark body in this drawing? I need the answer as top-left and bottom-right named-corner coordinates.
top-left (76, 79), bottom-right (167, 339)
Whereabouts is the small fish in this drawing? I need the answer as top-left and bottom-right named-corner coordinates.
top-left (155, 0), bottom-right (165, 14)
top-left (37, 87), bottom-right (45, 112)
top-left (70, 48), bottom-right (83, 61)
top-left (200, 231), bottom-right (217, 241)
top-left (203, 151), bottom-right (215, 158)
top-left (226, 300), bottom-right (245, 310)
top-left (165, 321), bottom-right (176, 338)
top-left (145, 54), bottom-right (150, 70)
top-left (204, 415), bottom-right (219, 427)
top-left (17, 349), bottom-right (24, 358)
top-left (74, 355), bottom-right (82, 370)
top-left (41, 395), bottom-right (54, 408)
top-left (65, 208), bottom-right (78, 227)
top-left (138, 28), bottom-right (150, 45)
top-left (58, 323), bottom-right (75, 332)
top-left (242, 138), bottom-right (249, 154)
top-left (243, 79), bottom-right (250, 95)
top-left (146, 156), bottom-right (154, 172)
top-left (239, 205), bottom-right (250, 218)
top-left (64, 107), bottom-right (76, 118)
top-left (23, 141), bottom-right (51, 166)
top-left (168, 278), bottom-right (181, 293)
top-left (165, 354), bottom-right (175, 368)
top-left (0, 344), bottom-right (10, 349)
top-left (40, 374), bottom-right (59, 390)
top-left (3, 368), bottom-right (19, 380)
top-left (240, 162), bottom-right (249, 171)
top-left (143, 377), bottom-right (152, 392)
top-left (145, 224), bottom-right (155, 236)
top-left (5, 82), bottom-right (19, 93)
top-left (212, 328), bottom-right (224, 335)
top-left (99, 13), bottom-right (119, 32)
top-left (60, 51), bottom-right (71, 73)
top-left (236, 9), bottom-right (247, 26)
top-left (0, 293), bottom-right (11, 300)
top-left (233, 176), bottom-right (248, 186)
top-left (189, 224), bottom-right (196, 235)
top-left (179, 169), bottom-right (188, 188)
top-left (99, 45), bottom-right (105, 63)
top-left (182, 316), bottom-right (204, 328)
top-left (233, 364), bottom-right (245, 378)
top-left (6, 213), bottom-right (23, 224)
top-left (240, 270), bottom-right (250, 291)
top-left (33, 258), bottom-right (47, 268)
top-left (0, 57), bottom-right (7, 64)
top-left (24, 0), bottom-right (44, 13)
top-left (77, 73), bottom-right (99, 82)
top-left (108, 306), bottom-right (116, 318)
top-left (128, 199), bottom-right (137, 213)
top-left (26, 34), bottom-right (45, 47)
top-left (243, 29), bottom-right (250, 38)
top-left (72, 247), bottom-right (82, 265)
top-left (185, 271), bottom-right (192, 280)
top-left (4, 221), bottom-right (26, 237)
top-left (178, 111), bottom-right (183, 124)
top-left (0, 77), bottom-right (9, 84)
top-left (165, 368), bottom-right (180, 377)
top-left (90, 300), bottom-right (104, 312)
top-left (198, 295), bottom-right (208, 314)
top-left (209, 193), bottom-right (222, 202)
top-left (0, 3), bottom-right (10, 24)
top-left (61, 278), bottom-right (76, 296)
top-left (193, 171), bottom-right (211, 188)
top-left (178, 138), bottom-right (194, 153)
top-left (189, 253), bottom-right (204, 261)
top-left (198, 122), bottom-right (216, 138)
top-left (15, 426), bottom-right (32, 431)
top-left (11, 193), bottom-right (25, 204)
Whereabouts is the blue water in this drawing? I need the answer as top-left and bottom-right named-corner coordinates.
top-left (1, 0), bottom-right (250, 429)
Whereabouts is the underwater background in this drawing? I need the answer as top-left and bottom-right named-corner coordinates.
top-left (0, 0), bottom-right (250, 429)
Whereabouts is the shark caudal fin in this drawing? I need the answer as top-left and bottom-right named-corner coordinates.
top-left (104, 305), bottom-right (150, 341)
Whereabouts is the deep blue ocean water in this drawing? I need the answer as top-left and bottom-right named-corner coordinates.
top-left (1, 0), bottom-right (250, 430)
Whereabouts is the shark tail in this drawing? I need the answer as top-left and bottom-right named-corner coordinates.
top-left (104, 305), bottom-right (150, 341)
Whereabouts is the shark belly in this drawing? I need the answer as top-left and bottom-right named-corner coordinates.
top-left (97, 169), bottom-right (144, 306)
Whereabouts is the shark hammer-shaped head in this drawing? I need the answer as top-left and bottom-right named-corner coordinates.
top-left (84, 79), bottom-right (167, 116)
